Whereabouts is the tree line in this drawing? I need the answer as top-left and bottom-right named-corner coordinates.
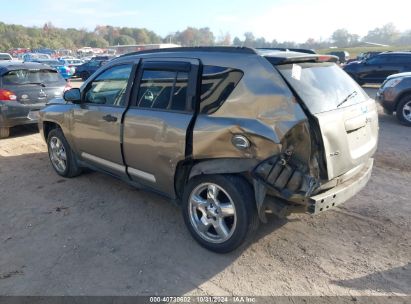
top-left (1, 21), bottom-right (411, 52)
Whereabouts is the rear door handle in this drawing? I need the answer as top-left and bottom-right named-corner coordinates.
top-left (102, 114), bottom-right (118, 122)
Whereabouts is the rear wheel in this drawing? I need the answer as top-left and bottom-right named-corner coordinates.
top-left (47, 128), bottom-right (82, 177)
top-left (396, 95), bottom-right (411, 126)
top-left (0, 127), bottom-right (10, 139)
top-left (182, 174), bottom-right (259, 253)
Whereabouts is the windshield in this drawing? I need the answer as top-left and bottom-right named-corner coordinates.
top-left (3, 69), bottom-right (63, 85)
top-left (276, 62), bottom-right (367, 114)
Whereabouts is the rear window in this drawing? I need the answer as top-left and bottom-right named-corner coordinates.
top-left (2, 69), bottom-right (63, 85)
top-left (275, 62), bottom-right (367, 114)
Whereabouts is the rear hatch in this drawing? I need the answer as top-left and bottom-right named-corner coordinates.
top-left (2, 68), bottom-right (67, 107)
top-left (273, 60), bottom-right (378, 180)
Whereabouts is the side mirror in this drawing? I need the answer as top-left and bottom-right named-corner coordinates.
top-left (63, 88), bottom-right (81, 104)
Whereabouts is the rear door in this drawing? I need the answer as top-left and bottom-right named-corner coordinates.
top-left (70, 62), bottom-right (135, 177)
top-left (276, 62), bottom-right (378, 180)
top-left (361, 55), bottom-right (397, 83)
top-left (122, 58), bottom-right (200, 197)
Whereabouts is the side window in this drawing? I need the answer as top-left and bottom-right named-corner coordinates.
top-left (84, 65), bottom-right (132, 106)
top-left (200, 65), bottom-right (243, 114)
top-left (367, 56), bottom-right (388, 65)
top-left (137, 70), bottom-right (189, 111)
top-left (390, 55), bottom-right (407, 64)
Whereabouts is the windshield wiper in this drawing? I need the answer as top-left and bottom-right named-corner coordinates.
top-left (337, 91), bottom-right (357, 108)
top-left (21, 82), bottom-right (47, 87)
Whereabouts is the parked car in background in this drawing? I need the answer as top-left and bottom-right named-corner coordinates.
top-left (0, 62), bottom-right (68, 138)
top-left (22, 53), bottom-right (51, 62)
top-left (376, 72), bottom-right (411, 126)
top-left (73, 59), bottom-right (108, 80)
top-left (58, 58), bottom-right (84, 75)
top-left (30, 59), bottom-right (74, 79)
top-left (0, 53), bottom-right (13, 61)
top-left (327, 51), bottom-right (350, 64)
top-left (344, 52), bottom-right (411, 85)
top-left (39, 47), bottom-right (378, 253)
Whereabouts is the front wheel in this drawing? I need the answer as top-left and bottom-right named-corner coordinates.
top-left (182, 174), bottom-right (259, 253)
top-left (396, 95), bottom-right (411, 126)
top-left (47, 128), bottom-right (82, 177)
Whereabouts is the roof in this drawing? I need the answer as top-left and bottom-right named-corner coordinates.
top-left (119, 46), bottom-right (338, 64)
top-left (0, 61), bottom-right (56, 74)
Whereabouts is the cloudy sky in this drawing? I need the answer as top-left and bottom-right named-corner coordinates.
top-left (2, 0), bottom-right (410, 42)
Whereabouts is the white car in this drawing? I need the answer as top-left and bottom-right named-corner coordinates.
top-left (0, 53), bottom-right (12, 61)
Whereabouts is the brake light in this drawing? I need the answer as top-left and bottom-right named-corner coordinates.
top-left (0, 89), bottom-right (17, 101)
top-left (64, 80), bottom-right (72, 92)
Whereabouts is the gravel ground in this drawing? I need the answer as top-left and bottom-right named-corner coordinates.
top-left (0, 87), bottom-right (410, 296)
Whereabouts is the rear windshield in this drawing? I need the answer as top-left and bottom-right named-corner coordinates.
top-left (2, 69), bottom-right (63, 85)
top-left (275, 62), bottom-right (367, 114)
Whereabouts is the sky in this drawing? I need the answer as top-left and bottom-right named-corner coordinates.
top-left (1, 0), bottom-right (411, 43)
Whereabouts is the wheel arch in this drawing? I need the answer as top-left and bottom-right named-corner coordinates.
top-left (174, 158), bottom-right (259, 204)
top-left (43, 121), bottom-right (62, 140)
top-left (394, 89), bottom-right (411, 111)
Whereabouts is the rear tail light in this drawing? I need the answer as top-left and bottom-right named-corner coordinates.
top-left (64, 80), bottom-right (72, 92)
top-left (0, 89), bottom-right (17, 101)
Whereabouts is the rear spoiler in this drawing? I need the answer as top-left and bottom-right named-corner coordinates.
top-left (265, 54), bottom-right (339, 65)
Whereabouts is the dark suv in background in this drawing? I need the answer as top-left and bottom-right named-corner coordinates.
top-left (344, 52), bottom-right (411, 85)
top-left (377, 72), bottom-right (411, 126)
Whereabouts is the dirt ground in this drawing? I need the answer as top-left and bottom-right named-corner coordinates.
top-left (0, 87), bottom-right (410, 296)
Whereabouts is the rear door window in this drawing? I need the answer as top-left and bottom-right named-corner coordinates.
top-left (2, 69), bottom-right (64, 85)
top-left (137, 70), bottom-right (189, 112)
top-left (276, 62), bottom-right (368, 114)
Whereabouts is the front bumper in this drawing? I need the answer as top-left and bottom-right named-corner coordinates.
top-left (376, 88), bottom-right (398, 113)
top-left (0, 102), bottom-right (44, 128)
top-left (307, 158), bottom-right (374, 214)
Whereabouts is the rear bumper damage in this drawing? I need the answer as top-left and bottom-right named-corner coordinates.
top-left (307, 158), bottom-right (373, 214)
top-left (253, 157), bottom-right (374, 221)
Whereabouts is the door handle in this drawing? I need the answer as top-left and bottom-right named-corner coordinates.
top-left (102, 114), bottom-right (118, 122)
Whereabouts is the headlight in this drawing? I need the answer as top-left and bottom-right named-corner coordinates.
top-left (384, 78), bottom-right (402, 88)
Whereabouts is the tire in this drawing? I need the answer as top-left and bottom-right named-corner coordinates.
top-left (396, 95), bottom-right (411, 126)
top-left (47, 128), bottom-right (82, 177)
top-left (182, 174), bottom-right (259, 253)
top-left (0, 127), bottom-right (10, 139)
top-left (80, 71), bottom-right (90, 81)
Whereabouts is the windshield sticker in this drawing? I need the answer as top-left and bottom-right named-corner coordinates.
top-left (291, 64), bottom-right (302, 81)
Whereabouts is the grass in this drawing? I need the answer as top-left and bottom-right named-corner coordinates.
top-left (316, 45), bottom-right (411, 58)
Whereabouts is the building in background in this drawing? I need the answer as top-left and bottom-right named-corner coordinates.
top-left (109, 43), bottom-right (180, 55)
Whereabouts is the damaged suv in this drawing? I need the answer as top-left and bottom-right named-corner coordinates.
top-left (39, 47), bottom-right (378, 253)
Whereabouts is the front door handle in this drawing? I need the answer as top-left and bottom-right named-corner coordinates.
top-left (102, 114), bottom-right (117, 122)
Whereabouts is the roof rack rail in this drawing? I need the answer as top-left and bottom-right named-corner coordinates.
top-left (120, 46), bottom-right (257, 57)
top-left (257, 47), bottom-right (316, 54)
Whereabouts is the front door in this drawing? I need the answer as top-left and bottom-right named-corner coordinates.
top-left (122, 58), bottom-right (200, 197)
top-left (70, 63), bottom-right (135, 177)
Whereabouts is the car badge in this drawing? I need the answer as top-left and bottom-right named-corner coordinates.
top-left (21, 94), bottom-right (29, 99)
top-left (39, 89), bottom-right (47, 97)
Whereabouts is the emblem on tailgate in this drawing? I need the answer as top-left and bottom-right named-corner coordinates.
top-left (330, 151), bottom-right (340, 157)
